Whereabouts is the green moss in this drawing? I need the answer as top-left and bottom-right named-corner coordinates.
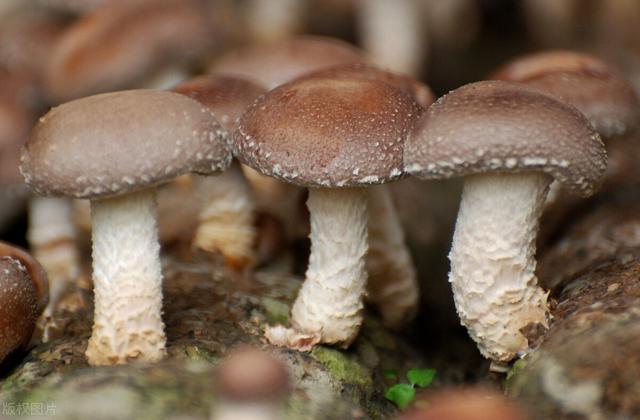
top-left (184, 345), bottom-right (217, 363)
top-left (311, 347), bottom-right (372, 387)
top-left (261, 297), bottom-right (290, 325)
top-left (505, 356), bottom-right (530, 393)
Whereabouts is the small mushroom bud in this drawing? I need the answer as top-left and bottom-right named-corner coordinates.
top-left (0, 241), bottom-right (49, 364)
top-left (213, 347), bottom-right (289, 420)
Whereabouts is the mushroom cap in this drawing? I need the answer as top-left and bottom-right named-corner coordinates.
top-left (404, 80), bottom-right (607, 197)
top-left (235, 76), bottom-right (423, 188)
top-left (21, 89), bottom-right (231, 199)
top-left (171, 75), bottom-right (266, 132)
top-left (45, 0), bottom-right (216, 102)
top-left (301, 63), bottom-right (435, 109)
top-left (210, 36), bottom-right (365, 89)
top-left (0, 241), bottom-right (49, 313)
top-left (217, 347), bottom-right (289, 401)
top-left (491, 50), bottom-right (640, 138)
top-left (0, 252), bottom-right (42, 362)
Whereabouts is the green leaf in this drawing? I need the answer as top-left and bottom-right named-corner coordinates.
top-left (407, 368), bottom-right (436, 388)
top-left (383, 369), bottom-right (398, 379)
top-left (385, 383), bottom-right (416, 409)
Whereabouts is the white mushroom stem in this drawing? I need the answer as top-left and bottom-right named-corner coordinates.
top-left (141, 65), bottom-right (189, 90)
top-left (358, 0), bottom-right (426, 76)
top-left (449, 172), bottom-right (551, 362)
top-left (85, 188), bottom-right (166, 365)
top-left (366, 185), bottom-right (419, 328)
top-left (193, 162), bottom-right (257, 270)
top-left (292, 188), bottom-right (368, 344)
top-left (27, 196), bottom-right (80, 312)
top-left (266, 187), bottom-right (368, 350)
top-left (244, 0), bottom-right (307, 42)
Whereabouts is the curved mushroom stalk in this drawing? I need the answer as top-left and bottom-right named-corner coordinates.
top-left (27, 196), bottom-right (80, 313)
top-left (366, 185), bottom-right (419, 328)
top-left (266, 188), bottom-right (368, 350)
top-left (193, 162), bottom-right (257, 271)
top-left (86, 189), bottom-right (166, 365)
top-left (358, 0), bottom-right (426, 76)
top-left (450, 172), bottom-right (551, 362)
top-left (244, 0), bottom-right (307, 42)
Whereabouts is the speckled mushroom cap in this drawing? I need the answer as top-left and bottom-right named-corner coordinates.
top-left (45, 0), bottom-right (216, 102)
top-left (404, 80), bottom-right (607, 197)
top-left (235, 76), bottom-right (423, 188)
top-left (0, 241), bottom-right (48, 313)
top-left (21, 89), bottom-right (231, 199)
top-left (210, 36), bottom-right (365, 89)
top-left (0, 256), bottom-right (40, 361)
top-left (300, 63), bottom-right (435, 109)
top-left (491, 50), bottom-right (640, 138)
top-left (171, 75), bottom-right (266, 132)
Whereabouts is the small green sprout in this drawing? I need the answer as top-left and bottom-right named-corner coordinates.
top-left (385, 368), bottom-right (436, 409)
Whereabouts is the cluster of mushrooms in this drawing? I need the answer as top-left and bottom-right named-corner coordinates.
top-left (2, 0), bottom-right (640, 403)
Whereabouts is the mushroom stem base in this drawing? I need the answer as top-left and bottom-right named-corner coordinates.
top-left (288, 187), bottom-right (368, 347)
top-left (450, 172), bottom-right (551, 362)
top-left (86, 189), bottom-right (166, 365)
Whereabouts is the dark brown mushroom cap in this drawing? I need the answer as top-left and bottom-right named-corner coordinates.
top-left (20, 89), bottom-right (231, 199)
top-left (211, 36), bottom-right (365, 89)
top-left (45, 0), bottom-right (216, 102)
top-left (491, 51), bottom-right (640, 138)
top-left (0, 241), bottom-right (48, 313)
top-left (0, 255), bottom-right (40, 362)
top-left (217, 347), bottom-right (289, 401)
top-left (300, 63), bottom-right (435, 109)
top-left (235, 76), bottom-right (423, 188)
top-left (171, 75), bottom-right (266, 132)
top-left (404, 81), bottom-right (607, 197)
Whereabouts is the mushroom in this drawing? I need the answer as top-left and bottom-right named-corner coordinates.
top-left (300, 63), bottom-right (436, 327)
top-left (404, 81), bottom-right (607, 362)
top-left (491, 50), bottom-right (640, 205)
top-left (44, 0), bottom-right (218, 103)
top-left (0, 241), bottom-right (48, 364)
top-left (171, 75), bottom-right (266, 270)
top-left (210, 36), bottom-right (365, 90)
top-left (234, 75), bottom-right (423, 349)
top-left (213, 346), bottom-right (289, 420)
top-left (20, 89), bottom-right (230, 365)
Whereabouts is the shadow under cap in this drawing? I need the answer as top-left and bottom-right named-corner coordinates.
top-left (404, 80), bottom-right (607, 197)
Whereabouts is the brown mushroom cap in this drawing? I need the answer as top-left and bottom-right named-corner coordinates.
top-left (217, 347), bottom-right (289, 401)
top-left (404, 80), bottom-right (607, 197)
top-left (171, 75), bottom-right (267, 132)
top-left (21, 89), bottom-right (230, 199)
top-left (0, 241), bottom-right (48, 313)
top-left (211, 36), bottom-right (366, 89)
top-left (491, 50), bottom-right (640, 138)
top-left (45, 0), bottom-right (216, 102)
top-left (300, 63), bottom-right (435, 109)
top-left (0, 250), bottom-right (43, 362)
top-left (235, 76), bottom-right (423, 188)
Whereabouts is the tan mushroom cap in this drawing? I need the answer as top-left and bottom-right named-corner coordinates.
top-left (217, 347), bottom-right (289, 401)
top-left (235, 76), bottom-right (423, 188)
top-left (21, 89), bottom-right (230, 199)
top-left (404, 81), bottom-right (607, 197)
top-left (300, 63), bottom-right (435, 109)
top-left (211, 36), bottom-right (366, 89)
top-left (171, 75), bottom-right (266, 132)
top-left (491, 50), bottom-right (640, 138)
top-left (45, 0), bottom-right (216, 102)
